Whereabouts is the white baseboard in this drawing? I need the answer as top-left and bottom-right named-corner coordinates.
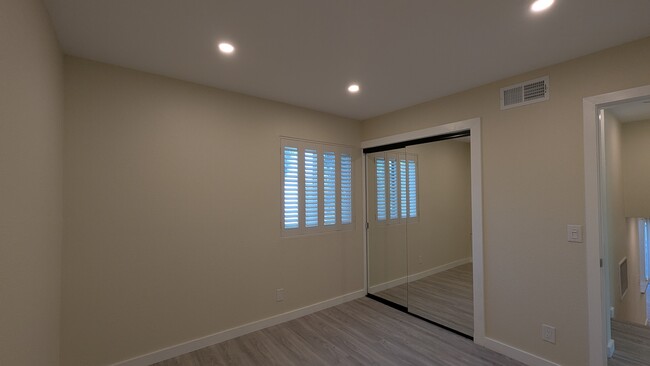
top-left (369, 257), bottom-right (472, 293)
top-left (483, 337), bottom-right (561, 366)
top-left (410, 257), bottom-right (472, 282)
top-left (368, 275), bottom-right (408, 293)
top-left (111, 289), bottom-right (366, 366)
top-left (607, 339), bottom-right (615, 358)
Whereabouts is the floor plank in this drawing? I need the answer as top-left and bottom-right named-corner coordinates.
top-left (609, 319), bottom-right (650, 366)
top-left (153, 297), bottom-right (524, 366)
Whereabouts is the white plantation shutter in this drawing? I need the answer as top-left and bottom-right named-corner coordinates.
top-left (388, 157), bottom-right (398, 220)
top-left (645, 221), bottom-right (650, 282)
top-left (283, 146), bottom-right (299, 229)
top-left (304, 148), bottom-right (319, 228)
top-left (323, 151), bottom-right (336, 226)
top-left (408, 158), bottom-right (417, 218)
top-left (340, 154), bottom-right (352, 224)
top-left (375, 157), bottom-right (386, 221)
top-left (282, 139), bottom-right (353, 236)
top-left (400, 159), bottom-right (407, 219)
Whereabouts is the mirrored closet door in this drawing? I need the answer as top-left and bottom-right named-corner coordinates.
top-left (405, 138), bottom-right (473, 336)
top-left (366, 148), bottom-right (408, 307)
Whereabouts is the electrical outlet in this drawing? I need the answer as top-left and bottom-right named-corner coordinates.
top-left (418, 256), bottom-right (423, 264)
top-left (542, 324), bottom-right (556, 344)
top-left (276, 288), bottom-right (285, 302)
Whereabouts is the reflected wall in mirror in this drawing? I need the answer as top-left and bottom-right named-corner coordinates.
top-left (406, 138), bottom-right (473, 335)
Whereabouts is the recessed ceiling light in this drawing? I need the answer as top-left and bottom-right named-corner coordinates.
top-left (348, 84), bottom-right (360, 93)
top-left (531, 0), bottom-right (554, 12)
top-left (218, 42), bottom-right (235, 54)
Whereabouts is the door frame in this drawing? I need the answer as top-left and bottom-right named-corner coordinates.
top-left (584, 84), bottom-right (650, 366)
top-left (361, 117), bottom-right (485, 344)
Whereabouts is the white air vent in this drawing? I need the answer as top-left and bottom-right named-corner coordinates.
top-left (500, 76), bottom-right (549, 110)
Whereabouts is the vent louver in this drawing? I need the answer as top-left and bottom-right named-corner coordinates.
top-left (500, 76), bottom-right (549, 110)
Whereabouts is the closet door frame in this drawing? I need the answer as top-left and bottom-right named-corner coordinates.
top-left (361, 117), bottom-right (485, 345)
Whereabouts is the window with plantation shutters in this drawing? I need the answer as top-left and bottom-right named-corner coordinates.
top-left (374, 152), bottom-right (418, 223)
top-left (282, 138), bottom-right (354, 236)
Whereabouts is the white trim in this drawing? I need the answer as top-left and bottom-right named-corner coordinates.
top-left (483, 338), bottom-right (561, 366)
top-left (361, 118), bottom-right (480, 149)
top-left (362, 117), bottom-right (486, 345)
top-left (110, 290), bottom-right (366, 366)
top-left (619, 257), bottom-right (629, 299)
top-left (584, 84), bottom-right (650, 366)
top-left (369, 275), bottom-right (408, 293)
top-left (368, 257), bottom-right (472, 293)
top-left (410, 257), bottom-right (472, 282)
top-left (469, 118), bottom-right (486, 344)
top-left (607, 339), bottom-right (615, 358)
top-left (362, 151), bottom-right (368, 294)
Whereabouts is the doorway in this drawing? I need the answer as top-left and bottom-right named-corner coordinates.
top-left (362, 117), bottom-right (485, 343)
top-left (584, 85), bottom-right (650, 366)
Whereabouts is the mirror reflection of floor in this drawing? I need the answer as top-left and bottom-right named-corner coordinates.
top-left (375, 263), bottom-right (473, 336)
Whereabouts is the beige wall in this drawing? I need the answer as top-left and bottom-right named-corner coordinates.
top-left (362, 36), bottom-right (650, 366)
top-left (62, 57), bottom-right (364, 365)
top-left (604, 112), bottom-right (647, 325)
top-left (0, 0), bottom-right (63, 365)
top-left (623, 119), bottom-right (650, 218)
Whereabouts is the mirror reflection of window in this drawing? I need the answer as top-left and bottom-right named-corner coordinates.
top-left (374, 153), bottom-right (418, 224)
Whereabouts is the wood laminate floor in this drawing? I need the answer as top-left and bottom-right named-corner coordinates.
top-left (154, 297), bottom-right (524, 366)
top-left (375, 263), bottom-right (473, 336)
top-left (609, 319), bottom-right (650, 366)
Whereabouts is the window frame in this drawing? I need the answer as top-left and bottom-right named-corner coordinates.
top-left (281, 138), bottom-right (354, 237)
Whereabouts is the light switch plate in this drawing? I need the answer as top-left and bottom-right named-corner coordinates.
top-left (567, 225), bottom-right (583, 243)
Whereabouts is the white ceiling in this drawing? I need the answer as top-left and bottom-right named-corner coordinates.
top-left (607, 99), bottom-right (650, 123)
top-left (43, 0), bottom-right (650, 120)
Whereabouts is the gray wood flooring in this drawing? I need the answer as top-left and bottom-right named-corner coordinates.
top-left (153, 297), bottom-right (524, 366)
top-left (409, 264), bottom-right (473, 336)
top-left (609, 319), bottom-right (650, 366)
top-left (376, 263), bottom-right (473, 336)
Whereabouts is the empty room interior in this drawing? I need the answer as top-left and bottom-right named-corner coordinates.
top-left (4, 0), bottom-right (650, 365)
